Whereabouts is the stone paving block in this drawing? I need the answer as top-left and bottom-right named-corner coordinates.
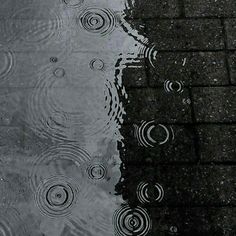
top-left (184, 0), bottom-right (236, 17)
top-left (150, 207), bottom-right (236, 235)
top-left (126, 88), bottom-right (192, 123)
top-left (197, 125), bottom-right (236, 162)
top-left (149, 52), bottom-right (228, 86)
top-left (120, 124), bottom-right (197, 163)
top-left (225, 19), bottom-right (236, 49)
top-left (229, 52), bottom-right (236, 84)
top-left (192, 87), bottom-right (236, 122)
top-left (145, 19), bottom-right (224, 50)
top-left (118, 165), bottom-right (236, 206)
top-left (122, 59), bottom-right (147, 87)
top-left (124, 0), bottom-right (180, 19)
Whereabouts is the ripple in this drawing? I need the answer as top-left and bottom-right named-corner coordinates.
top-left (89, 58), bottom-right (105, 71)
top-left (78, 7), bottom-right (118, 36)
top-left (137, 182), bottom-right (164, 204)
top-left (35, 176), bottom-right (79, 218)
top-left (134, 121), bottom-right (175, 147)
top-left (0, 45), bottom-right (15, 84)
top-left (164, 80), bottom-right (184, 94)
top-left (113, 205), bottom-right (152, 236)
top-left (25, 66), bottom-right (125, 142)
top-left (5, 7), bottom-right (64, 50)
top-left (0, 208), bottom-right (28, 236)
top-left (63, 0), bottom-right (84, 8)
top-left (86, 163), bottom-right (107, 181)
top-left (30, 143), bottom-right (91, 191)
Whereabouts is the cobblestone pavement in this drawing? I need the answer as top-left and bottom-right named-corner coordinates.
top-left (121, 0), bottom-right (236, 235)
top-left (0, 0), bottom-right (235, 235)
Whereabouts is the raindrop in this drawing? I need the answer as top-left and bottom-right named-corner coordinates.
top-left (89, 58), bottom-right (105, 71)
top-left (113, 205), bottom-right (152, 236)
top-left (53, 67), bottom-right (65, 78)
top-left (86, 163), bottom-right (107, 181)
top-left (137, 182), bottom-right (164, 204)
top-left (164, 80), bottom-right (184, 93)
top-left (50, 57), bottom-right (58, 63)
top-left (134, 121), bottom-right (175, 147)
top-left (35, 176), bottom-right (79, 218)
top-left (78, 7), bottom-right (118, 36)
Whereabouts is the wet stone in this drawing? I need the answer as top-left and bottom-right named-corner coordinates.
top-left (149, 207), bottom-right (236, 235)
top-left (125, 88), bottom-right (192, 123)
top-left (184, 0), bottom-right (236, 17)
top-left (192, 87), bottom-right (236, 122)
top-left (122, 59), bottom-right (147, 88)
top-left (145, 19), bottom-right (224, 50)
top-left (225, 19), bottom-right (236, 49)
top-left (120, 124), bottom-right (197, 164)
top-left (124, 0), bottom-right (180, 19)
top-left (228, 52), bottom-right (236, 84)
top-left (118, 165), bottom-right (236, 206)
top-left (197, 125), bottom-right (236, 163)
top-left (149, 52), bottom-right (228, 86)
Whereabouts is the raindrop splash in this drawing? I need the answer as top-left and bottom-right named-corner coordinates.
top-left (35, 176), bottom-right (79, 218)
top-left (78, 7), bottom-right (118, 36)
top-left (164, 80), bottom-right (184, 94)
top-left (134, 121), bottom-right (175, 147)
top-left (137, 182), bottom-right (164, 204)
top-left (113, 205), bottom-right (152, 236)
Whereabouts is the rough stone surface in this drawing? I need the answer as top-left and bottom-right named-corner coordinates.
top-left (125, 0), bottom-right (180, 19)
top-left (192, 87), bottom-right (236, 122)
top-left (126, 88), bottom-right (192, 123)
top-left (120, 124), bottom-right (197, 163)
top-left (184, 0), bottom-right (236, 17)
top-left (118, 165), bottom-right (236, 206)
top-left (225, 19), bottom-right (236, 49)
top-left (229, 52), bottom-right (236, 84)
top-left (150, 207), bottom-right (236, 235)
top-left (149, 52), bottom-right (228, 86)
top-left (145, 19), bottom-right (224, 50)
top-left (197, 125), bottom-right (236, 162)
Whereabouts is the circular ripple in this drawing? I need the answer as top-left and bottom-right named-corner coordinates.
top-left (78, 7), bottom-right (118, 36)
top-left (86, 163), bottom-right (107, 180)
top-left (0, 208), bottom-right (28, 236)
top-left (35, 176), bottom-right (78, 218)
top-left (6, 7), bottom-right (64, 50)
top-left (113, 205), bottom-right (152, 236)
top-left (30, 143), bottom-right (91, 191)
top-left (137, 182), bottom-right (164, 204)
top-left (63, 0), bottom-right (84, 8)
top-left (53, 67), bottom-right (65, 78)
top-left (0, 45), bottom-right (15, 83)
top-left (25, 66), bottom-right (125, 142)
top-left (89, 58), bottom-right (105, 71)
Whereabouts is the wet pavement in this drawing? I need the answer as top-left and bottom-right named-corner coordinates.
top-left (0, 0), bottom-right (235, 235)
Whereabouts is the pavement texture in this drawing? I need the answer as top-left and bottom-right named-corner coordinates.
top-left (121, 0), bottom-right (236, 235)
top-left (0, 0), bottom-right (235, 236)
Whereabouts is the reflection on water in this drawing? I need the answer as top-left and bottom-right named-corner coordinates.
top-left (0, 0), bottom-right (162, 235)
